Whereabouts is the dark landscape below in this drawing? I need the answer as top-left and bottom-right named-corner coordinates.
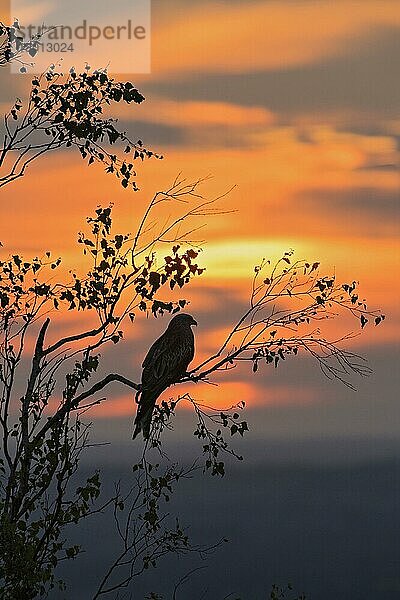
top-left (56, 419), bottom-right (400, 600)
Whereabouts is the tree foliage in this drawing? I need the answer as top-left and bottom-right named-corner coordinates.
top-left (0, 64), bottom-right (159, 189)
top-left (0, 19), bottom-right (44, 70)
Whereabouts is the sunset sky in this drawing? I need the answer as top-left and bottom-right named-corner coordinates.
top-left (0, 0), bottom-right (399, 435)
top-left (1, 2), bottom-right (400, 598)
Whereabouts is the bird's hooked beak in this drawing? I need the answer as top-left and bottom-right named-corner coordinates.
top-left (191, 318), bottom-right (198, 326)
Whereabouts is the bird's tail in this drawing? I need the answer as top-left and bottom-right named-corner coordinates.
top-left (132, 389), bottom-right (159, 440)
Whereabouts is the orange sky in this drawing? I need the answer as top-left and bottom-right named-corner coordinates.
top-left (0, 0), bottom-right (399, 419)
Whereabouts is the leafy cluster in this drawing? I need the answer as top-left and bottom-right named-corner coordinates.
top-left (192, 398), bottom-right (248, 477)
top-left (0, 65), bottom-right (159, 188)
top-left (270, 584), bottom-right (306, 600)
top-left (0, 413), bottom-right (102, 598)
top-left (143, 394), bottom-right (249, 478)
top-left (0, 19), bottom-right (43, 70)
top-left (75, 206), bottom-right (204, 326)
top-left (91, 459), bottom-right (217, 598)
top-left (190, 251), bottom-right (385, 389)
top-left (135, 246), bottom-right (203, 316)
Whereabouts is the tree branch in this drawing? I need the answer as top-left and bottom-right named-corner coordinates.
top-left (32, 374), bottom-right (140, 447)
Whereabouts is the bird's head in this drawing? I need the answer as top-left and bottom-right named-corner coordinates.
top-left (169, 313), bottom-right (198, 328)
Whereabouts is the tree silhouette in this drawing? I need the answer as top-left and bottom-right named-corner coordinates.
top-left (0, 60), bottom-right (385, 598)
top-left (0, 59), bottom-right (158, 189)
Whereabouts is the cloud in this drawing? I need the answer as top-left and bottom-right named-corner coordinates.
top-left (114, 119), bottom-right (186, 147)
top-left (144, 28), bottom-right (400, 117)
top-left (299, 187), bottom-right (400, 223)
top-left (107, 99), bottom-right (275, 149)
top-left (134, 99), bottom-right (275, 129)
top-left (150, 1), bottom-right (400, 76)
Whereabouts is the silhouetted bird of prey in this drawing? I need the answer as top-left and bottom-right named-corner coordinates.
top-left (133, 313), bottom-right (197, 440)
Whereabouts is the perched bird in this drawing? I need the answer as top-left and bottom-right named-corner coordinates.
top-left (133, 313), bottom-right (197, 440)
